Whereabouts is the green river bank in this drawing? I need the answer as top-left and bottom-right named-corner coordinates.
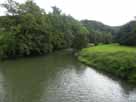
top-left (78, 44), bottom-right (136, 84)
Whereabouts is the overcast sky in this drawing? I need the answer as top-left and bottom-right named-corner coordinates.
top-left (0, 0), bottom-right (136, 26)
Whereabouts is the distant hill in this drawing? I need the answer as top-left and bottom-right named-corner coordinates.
top-left (119, 20), bottom-right (136, 32)
top-left (81, 20), bottom-right (120, 35)
top-left (116, 20), bottom-right (136, 45)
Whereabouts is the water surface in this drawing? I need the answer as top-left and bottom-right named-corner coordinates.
top-left (0, 50), bottom-right (135, 102)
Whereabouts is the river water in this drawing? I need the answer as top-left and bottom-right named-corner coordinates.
top-left (0, 50), bottom-right (135, 102)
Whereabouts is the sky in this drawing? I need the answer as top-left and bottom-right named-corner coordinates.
top-left (0, 0), bottom-right (136, 26)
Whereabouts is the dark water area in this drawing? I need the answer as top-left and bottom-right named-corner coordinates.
top-left (0, 49), bottom-right (135, 102)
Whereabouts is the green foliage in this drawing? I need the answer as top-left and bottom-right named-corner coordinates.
top-left (78, 44), bottom-right (136, 84)
top-left (81, 20), bottom-right (115, 32)
top-left (0, 31), bottom-right (16, 58)
top-left (0, 0), bottom-right (88, 58)
top-left (1, 0), bottom-right (19, 16)
top-left (116, 21), bottom-right (136, 46)
top-left (81, 20), bottom-right (113, 44)
top-left (88, 31), bottom-right (113, 44)
top-left (72, 33), bottom-right (88, 49)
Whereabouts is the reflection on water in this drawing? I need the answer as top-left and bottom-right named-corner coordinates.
top-left (0, 50), bottom-right (135, 102)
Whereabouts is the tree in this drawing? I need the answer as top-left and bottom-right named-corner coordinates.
top-left (72, 33), bottom-right (88, 49)
top-left (52, 6), bottom-right (61, 15)
top-left (1, 0), bottom-right (19, 16)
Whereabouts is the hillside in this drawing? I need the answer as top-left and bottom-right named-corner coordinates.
top-left (116, 20), bottom-right (136, 45)
top-left (81, 20), bottom-right (120, 35)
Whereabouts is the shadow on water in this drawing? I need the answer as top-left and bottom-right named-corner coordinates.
top-left (0, 49), bottom-right (135, 102)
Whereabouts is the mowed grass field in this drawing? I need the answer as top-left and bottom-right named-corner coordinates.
top-left (78, 44), bottom-right (136, 84)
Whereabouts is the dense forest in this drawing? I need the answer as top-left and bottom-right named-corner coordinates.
top-left (81, 20), bottom-right (136, 46)
top-left (0, 0), bottom-right (114, 59)
top-left (0, 0), bottom-right (90, 58)
top-left (81, 20), bottom-right (114, 44)
top-left (116, 21), bottom-right (136, 46)
top-left (0, 0), bottom-right (136, 59)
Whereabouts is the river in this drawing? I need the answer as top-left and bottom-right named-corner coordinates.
top-left (0, 50), bottom-right (135, 102)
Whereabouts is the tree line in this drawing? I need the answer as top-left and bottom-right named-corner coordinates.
top-left (0, 0), bottom-right (90, 58)
top-left (81, 19), bottom-right (136, 46)
top-left (115, 21), bottom-right (136, 46)
top-left (0, 0), bottom-right (114, 58)
top-left (0, 0), bottom-right (135, 59)
top-left (81, 20), bottom-right (113, 44)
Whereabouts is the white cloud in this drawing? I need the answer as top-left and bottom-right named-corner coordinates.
top-left (0, 0), bottom-right (136, 26)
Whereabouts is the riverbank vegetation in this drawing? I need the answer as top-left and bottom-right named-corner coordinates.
top-left (78, 44), bottom-right (136, 83)
top-left (0, 0), bottom-right (89, 58)
top-left (0, 0), bottom-right (115, 59)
